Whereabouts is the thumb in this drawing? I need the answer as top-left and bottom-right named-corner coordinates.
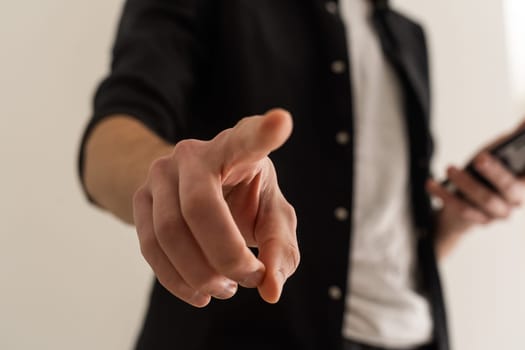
top-left (257, 240), bottom-right (300, 304)
top-left (222, 108), bottom-right (293, 169)
top-left (254, 193), bottom-right (300, 304)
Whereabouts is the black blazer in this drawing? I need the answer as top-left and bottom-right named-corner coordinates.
top-left (78, 1), bottom-right (449, 349)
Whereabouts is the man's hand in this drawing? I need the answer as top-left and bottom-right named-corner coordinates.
top-left (132, 109), bottom-right (299, 307)
top-left (427, 124), bottom-right (525, 259)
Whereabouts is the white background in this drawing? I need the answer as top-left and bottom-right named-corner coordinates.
top-left (394, 1), bottom-right (525, 349)
top-left (505, 0), bottom-right (525, 115)
top-left (0, 1), bottom-right (523, 349)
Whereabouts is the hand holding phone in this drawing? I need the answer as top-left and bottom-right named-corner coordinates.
top-left (428, 124), bottom-right (525, 258)
top-left (442, 127), bottom-right (525, 195)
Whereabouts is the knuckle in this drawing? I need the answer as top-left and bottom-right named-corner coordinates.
top-left (285, 203), bottom-right (298, 230)
top-left (284, 242), bottom-right (301, 275)
top-left (173, 139), bottom-right (202, 159)
top-left (208, 129), bottom-right (230, 151)
top-left (235, 117), bottom-right (251, 128)
top-left (149, 156), bottom-right (171, 178)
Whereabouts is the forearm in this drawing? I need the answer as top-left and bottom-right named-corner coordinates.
top-left (84, 115), bottom-right (174, 224)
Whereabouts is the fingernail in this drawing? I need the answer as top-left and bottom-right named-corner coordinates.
top-left (240, 270), bottom-right (265, 288)
top-left (189, 291), bottom-right (210, 307)
top-left (212, 280), bottom-right (238, 300)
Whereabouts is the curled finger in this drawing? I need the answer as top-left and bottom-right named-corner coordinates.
top-left (133, 187), bottom-right (211, 307)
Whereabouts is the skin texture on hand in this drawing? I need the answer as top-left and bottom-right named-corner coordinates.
top-left (132, 109), bottom-right (299, 307)
top-left (427, 121), bottom-right (525, 259)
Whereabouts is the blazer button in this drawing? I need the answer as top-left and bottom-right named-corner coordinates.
top-left (328, 286), bottom-right (343, 300)
top-left (335, 131), bottom-right (350, 145)
top-left (325, 1), bottom-right (338, 15)
top-left (334, 207), bottom-right (349, 221)
top-left (331, 60), bottom-right (347, 74)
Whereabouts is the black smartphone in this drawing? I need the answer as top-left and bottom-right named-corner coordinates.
top-left (443, 127), bottom-right (525, 194)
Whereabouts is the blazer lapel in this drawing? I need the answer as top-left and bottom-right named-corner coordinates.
top-left (370, 5), bottom-right (431, 120)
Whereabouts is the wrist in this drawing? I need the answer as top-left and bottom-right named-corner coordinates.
top-left (434, 209), bottom-right (472, 260)
top-left (84, 116), bottom-right (174, 223)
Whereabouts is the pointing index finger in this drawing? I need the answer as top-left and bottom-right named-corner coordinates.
top-left (222, 109), bottom-right (293, 170)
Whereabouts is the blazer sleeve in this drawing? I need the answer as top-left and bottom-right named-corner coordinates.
top-left (77, 0), bottom-right (212, 198)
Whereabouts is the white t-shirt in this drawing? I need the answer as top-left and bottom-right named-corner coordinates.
top-left (340, 0), bottom-right (433, 347)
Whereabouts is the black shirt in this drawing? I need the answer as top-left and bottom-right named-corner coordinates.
top-left (78, 1), bottom-right (449, 349)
